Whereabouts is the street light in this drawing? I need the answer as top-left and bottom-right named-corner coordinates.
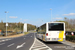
top-left (5, 11), bottom-right (8, 36)
top-left (50, 9), bottom-right (52, 22)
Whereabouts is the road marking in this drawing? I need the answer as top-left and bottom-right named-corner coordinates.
top-left (5, 39), bottom-right (10, 41)
top-left (7, 43), bottom-right (14, 47)
top-left (29, 38), bottom-right (52, 50)
top-left (31, 36), bottom-right (32, 37)
top-left (0, 43), bottom-right (5, 45)
top-left (16, 42), bottom-right (25, 49)
top-left (29, 38), bottom-right (36, 50)
top-left (8, 39), bottom-right (11, 40)
top-left (2, 40), bottom-right (5, 41)
top-left (6, 39), bottom-right (9, 40)
top-left (32, 45), bottom-right (46, 48)
top-left (0, 39), bottom-right (12, 42)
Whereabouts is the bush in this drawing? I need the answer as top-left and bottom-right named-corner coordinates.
top-left (66, 35), bottom-right (75, 42)
top-left (2, 34), bottom-right (5, 36)
top-left (11, 32), bottom-right (17, 35)
top-left (24, 32), bottom-right (29, 35)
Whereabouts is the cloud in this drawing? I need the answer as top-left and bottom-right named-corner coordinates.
top-left (63, 13), bottom-right (75, 16)
top-left (9, 16), bottom-right (17, 18)
top-left (53, 17), bottom-right (62, 19)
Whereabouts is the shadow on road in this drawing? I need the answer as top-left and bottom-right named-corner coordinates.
top-left (37, 38), bottom-right (63, 44)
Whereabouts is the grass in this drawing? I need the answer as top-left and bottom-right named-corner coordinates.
top-left (24, 32), bottom-right (29, 35)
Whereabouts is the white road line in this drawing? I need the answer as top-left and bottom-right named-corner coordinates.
top-left (5, 39), bottom-right (10, 41)
top-left (16, 42), bottom-right (25, 49)
top-left (0, 43), bottom-right (5, 45)
top-left (29, 35), bottom-right (36, 50)
top-left (0, 39), bottom-right (12, 42)
top-left (33, 47), bottom-right (49, 50)
top-left (29, 37), bottom-right (52, 50)
top-left (7, 43), bottom-right (14, 47)
top-left (36, 38), bottom-right (52, 50)
top-left (8, 39), bottom-right (11, 40)
top-left (32, 45), bottom-right (46, 48)
top-left (2, 40), bottom-right (5, 41)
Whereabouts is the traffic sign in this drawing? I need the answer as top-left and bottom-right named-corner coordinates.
top-left (6, 23), bottom-right (8, 26)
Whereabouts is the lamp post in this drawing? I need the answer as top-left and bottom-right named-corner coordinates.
top-left (5, 11), bottom-right (8, 36)
top-left (50, 9), bottom-right (52, 22)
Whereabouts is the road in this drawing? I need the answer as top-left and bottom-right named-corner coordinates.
top-left (0, 33), bottom-right (34, 50)
top-left (35, 33), bottom-right (75, 50)
top-left (0, 33), bottom-right (75, 50)
top-left (43, 41), bottom-right (75, 50)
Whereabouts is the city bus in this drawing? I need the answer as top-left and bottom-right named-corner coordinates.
top-left (37, 22), bottom-right (65, 42)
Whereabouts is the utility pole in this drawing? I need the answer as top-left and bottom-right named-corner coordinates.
top-left (20, 22), bottom-right (21, 32)
top-left (5, 11), bottom-right (8, 36)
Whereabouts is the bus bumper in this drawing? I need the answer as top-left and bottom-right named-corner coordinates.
top-left (45, 38), bottom-right (65, 42)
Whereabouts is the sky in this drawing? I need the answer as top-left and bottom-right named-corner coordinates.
top-left (0, 0), bottom-right (75, 26)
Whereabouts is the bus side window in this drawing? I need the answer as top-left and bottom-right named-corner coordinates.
top-left (40, 32), bottom-right (42, 34)
top-left (38, 32), bottom-right (40, 34)
top-left (43, 32), bottom-right (45, 34)
top-left (40, 32), bottom-right (43, 34)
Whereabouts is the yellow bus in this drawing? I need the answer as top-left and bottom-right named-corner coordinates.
top-left (37, 22), bottom-right (65, 42)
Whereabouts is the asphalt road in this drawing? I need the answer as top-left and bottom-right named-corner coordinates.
top-left (0, 33), bottom-right (75, 50)
top-left (44, 41), bottom-right (75, 50)
top-left (0, 33), bottom-right (34, 50)
top-left (35, 33), bottom-right (75, 50)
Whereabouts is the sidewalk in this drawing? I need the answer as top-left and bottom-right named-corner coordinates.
top-left (61, 40), bottom-right (75, 47)
top-left (0, 33), bottom-right (24, 39)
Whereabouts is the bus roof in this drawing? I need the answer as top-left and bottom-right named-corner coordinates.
top-left (47, 22), bottom-right (65, 23)
top-left (39, 22), bottom-right (65, 27)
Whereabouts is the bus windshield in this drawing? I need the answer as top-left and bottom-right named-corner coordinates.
top-left (48, 23), bottom-right (64, 31)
